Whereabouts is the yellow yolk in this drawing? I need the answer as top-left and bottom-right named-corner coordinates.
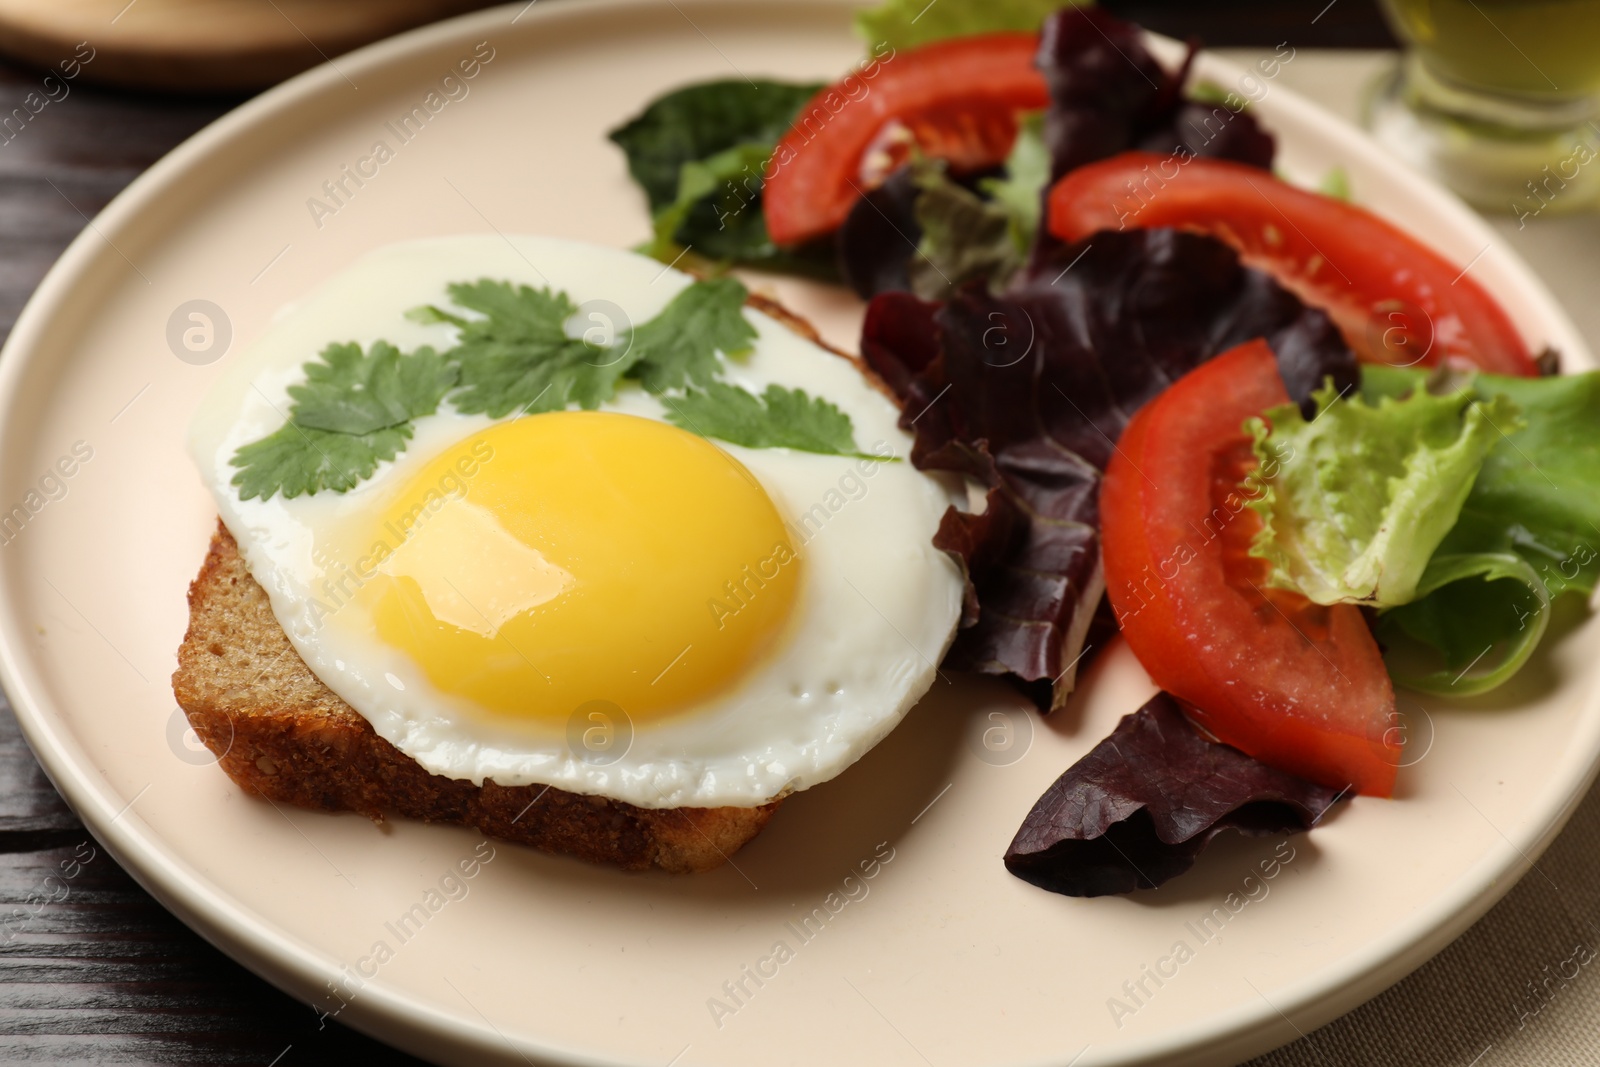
top-left (350, 412), bottom-right (800, 727)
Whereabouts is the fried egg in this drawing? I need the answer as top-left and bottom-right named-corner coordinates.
top-left (188, 235), bottom-right (964, 809)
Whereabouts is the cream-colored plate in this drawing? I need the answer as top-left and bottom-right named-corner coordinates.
top-left (0, 3), bottom-right (1592, 1065)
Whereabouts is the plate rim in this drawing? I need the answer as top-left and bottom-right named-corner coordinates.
top-left (0, 3), bottom-right (1594, 1065)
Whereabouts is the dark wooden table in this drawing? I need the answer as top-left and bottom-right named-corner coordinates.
top-left (0, 3), bottom-right (1396, 1064)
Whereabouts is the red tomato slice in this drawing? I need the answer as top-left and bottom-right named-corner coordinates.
top-left (764, 34), bottom-right (1048, 245)
top-left (1101, 339), bottom-right (1399, 796)
top-left (1048, 152), bottom-right (1540, 377)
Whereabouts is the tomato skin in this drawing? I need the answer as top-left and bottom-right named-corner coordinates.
top-left (1101, 340), bottom-right (1399, 796)
top-left (1048, 152), bottom-right (1540, 377)
top-left (764, 34), bottom-right (1049, 245)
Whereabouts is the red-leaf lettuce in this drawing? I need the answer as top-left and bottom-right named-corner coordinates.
top-left (1004, 693), bottom-right (1346, 896)
top-left (861, 228), bottom-right (1356, 705)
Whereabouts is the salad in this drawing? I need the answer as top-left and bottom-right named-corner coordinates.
top-left (609, 1), bottom-right (1600, 896)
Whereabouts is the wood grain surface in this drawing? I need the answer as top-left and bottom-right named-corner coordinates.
top-left (0, 3), bottom-right (1397, 1065)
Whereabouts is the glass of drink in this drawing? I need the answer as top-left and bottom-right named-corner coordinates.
top-left (1367, 0), bottom-right (1600, 219)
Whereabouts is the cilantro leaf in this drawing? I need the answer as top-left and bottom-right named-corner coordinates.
top-left (290, 341), bottom-right (456, 435)
top-left (663, 381), bottom-right (878, 458)
top-left (231, 422), bottom-right (413, 502)
top-left (230, 340), bottom-right (457, 501)
top-left (625, 277), bottom-right (757, 394)
top-left (426, 280), bottom-right (619, 418)
top-left (1245, 379), bottom-right (1519, 607)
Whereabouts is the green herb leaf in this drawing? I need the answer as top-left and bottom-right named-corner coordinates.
top-left (289, 341), bottom-right (456, 435)
top-left (910, 162), bottom-right (1025, 300)
top-left (609, 79), bottom-right (827, 268)
top-left (625, 277), bottom-right (758, 394)
top-left (231, 422), bottom-right (414, 502)
top-left (1379, 552), bottom-right (1550, 695)
top-left (663, 381), bottom-right (876, 458)
top-left (1246, 379), bottom-right (1519, 607)
top-left (644, 142), bottom-right (773, 262)
top-left (978, 111), bottom-right (1050, 253)
top-left (609, 79), bottom-right (820, 210)
top-left (1361, 365), bottom-right (1600, 691)
top-left (854, 0), bottom-right (1085, 50)
top-left (1188, 79), bottom-right (1245, 110)
top-left (423, 280), bottom-right (619, 418)
top-left (230, 340), bottom-right (457, 501)
top-left (1317, 166), bottom-right (1352, 201)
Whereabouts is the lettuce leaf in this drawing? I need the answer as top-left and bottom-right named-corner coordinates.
top-left (860, 228), bottom-right (1357, 706)
top-left (1245, 381), bottom-right (1520, 607)
top-left (1382, 552), bottom-right (1550, 695)
top-left (1036, 8), bottom-right (1274, 185)
top-left (978, 112), bottom-right (1050, 254)
top-left (1005, 693), bottom-right (1344, 896)
top-left (907, 163), bottom-right (1023, 301)
top-left (1362, 365), bottom-right (1600, 693)
top-left (854, 0), bottom-right (1084, 51)
top-left (607, 79), bottom-right (826, 268)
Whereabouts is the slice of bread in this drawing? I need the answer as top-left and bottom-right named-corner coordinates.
top-left (173, 524), bottom-right (782, 874)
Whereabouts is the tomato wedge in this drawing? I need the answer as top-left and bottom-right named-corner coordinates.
top-left (1048, 152), bottom-right (1540, 377)
top-left (1101, 339), bottom-right (1399, 796)
top-left (764, 34), bottom-right (1048, 245)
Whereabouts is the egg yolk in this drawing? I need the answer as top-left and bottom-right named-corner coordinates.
top-left (348, 411), bottom-right (799, 728)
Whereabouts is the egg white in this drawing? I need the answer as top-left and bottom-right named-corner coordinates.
top-left (188, 235), bottom-right (964, 809)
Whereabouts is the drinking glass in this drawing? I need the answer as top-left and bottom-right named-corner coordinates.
top-left (1367, 0), bottom-right (1600, 218)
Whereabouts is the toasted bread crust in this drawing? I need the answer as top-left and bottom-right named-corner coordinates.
top-left (172, 524), bottom-right (780, 873)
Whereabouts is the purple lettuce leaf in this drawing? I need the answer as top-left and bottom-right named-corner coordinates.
top-left (861, 228), bottom-right (1355, 706)
top-left (1039, 7), bottom-right (1274, 183)
top-left (1004, 693), bottom-right (1346, 897)
top-left (839, 7), bottom-right (1276, 300)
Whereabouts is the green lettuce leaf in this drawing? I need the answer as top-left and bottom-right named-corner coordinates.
top-left (854, 0), bottom-right (1085, 50)
top-left (1362, 365), bottom-right (1600, 692)
top-left (978, 111), bottom-right (1049, 253)
top-left (643, 142), bottom-right (771, 262)
top-left (1246, 380), bottom-right (1520, 607)
top-left (908, 163), bottom-right (1024, 300)
top-left (607, 79), bottom-right (825, 267)
top-left (1380, 552), bottom-right (1550, 695)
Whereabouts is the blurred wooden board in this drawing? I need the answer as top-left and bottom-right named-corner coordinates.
top-left (0, 0), bottom-right (499, 93)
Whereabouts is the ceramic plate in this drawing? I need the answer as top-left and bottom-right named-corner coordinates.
top-left (0, 2), bottom-right (1593, 1065)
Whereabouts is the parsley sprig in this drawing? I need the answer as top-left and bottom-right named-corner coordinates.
top-left (230, 276), bottom-right (875, 501)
